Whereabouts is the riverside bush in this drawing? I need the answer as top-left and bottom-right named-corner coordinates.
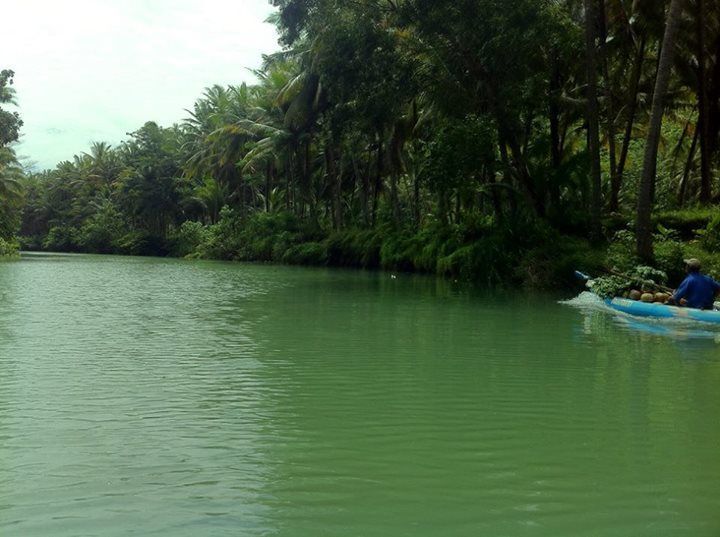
top-left (17, 235), bottom-right (42, 251)
top-left (282, 242), bottom-right (328, 265)
top-left (323, 229), bottom-right (381, 268)
top-left (380, 232), bottom-right (423, 272)
top-left (44, 226), bottom-right (81, 252)
top-left (654, 239), bottom-right (685, 282)
top-left (606, 230), bottom-right (639, 271)
top-left (77, 204), bottom-right (128, 254)
top-left (137, 208), bottom-right (608, 288)
top-left (196, 207), bottom-right (244, 260)
top-left (0, 237), bottom-right (19, 257)
top-left (169, 221), bottom-right (208, 258)
top-left (235, 212), bottom-right (298, 261)
top-left (654, 208), bottom-right (718, 239)
top-left (519, 237), bottom-right (605, 288)
top-left (413, 223), bottom-right (461, 272)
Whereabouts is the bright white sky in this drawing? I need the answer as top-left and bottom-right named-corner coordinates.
top-left (2, 0), bottom-right (280, 170)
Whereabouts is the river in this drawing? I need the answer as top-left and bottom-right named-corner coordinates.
top-left (1, 253), bottom-right (718, 536)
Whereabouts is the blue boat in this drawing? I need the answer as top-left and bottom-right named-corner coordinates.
top-left (605, 298), bottom-right (720, 324)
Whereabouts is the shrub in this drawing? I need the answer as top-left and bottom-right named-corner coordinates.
top-left (325, 229), bottom-right (382, 268)
top-left (196, 207), bottom-right (244, 260)
top-left (0, 237), bottom-right (19, 257)
top-left (17, 235), bottom-right (42, 251)
top-left (518, 237), bottom-right (604, 289)
top-left (606, 230), bottom-right (639, 272)
top-left (282, 242), bottom-right (328, 265)
top-left (653, 239), bottom-right (685, 283)
top-left (271, 230), bottom-right (296, 261)
top-left (437, 235), bottom-right (511, 284)
top-left (437, 243), bottom-right (489, 281)
top-left (43, 226), bottom-right (81, 252)
top-left (380, 232), bottom-right (421, 272)
top-left (412, 223), bottom-right (460, 272)
top-left (357, 231), bottom-right (383, 268)
top-left (76, 205), bottom-right (127, 254)
top-left (114, 231), bottom-right (168, 257)
top-left (114, 231), bottom-right (145, 256)
top-left (169, 221), bottom-right (208, 258)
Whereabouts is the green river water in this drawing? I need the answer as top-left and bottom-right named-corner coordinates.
top-left (1, 253), bottom-right (719, 536)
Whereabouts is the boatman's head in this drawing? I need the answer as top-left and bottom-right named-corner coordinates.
top-left (685, 258), bottom-right (702, 273)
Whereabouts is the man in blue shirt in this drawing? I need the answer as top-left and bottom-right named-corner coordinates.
top-left (671, 258), bottom-right (720, 310)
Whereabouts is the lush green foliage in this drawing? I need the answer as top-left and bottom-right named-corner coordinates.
top-left (14, 1), bottom-right (720, 288)
top-left (0, 69), bottom-right (24, 241)
top-left (0, 236), bottom-right (19, 257)
top-left (0, 70), bottom-right (22, 147)
top-left (591, 266), bottom-right (670, 299)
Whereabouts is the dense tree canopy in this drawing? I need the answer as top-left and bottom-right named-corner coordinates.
top-left (0, 69), bottom-right (23, 244)
top-left (12, 1), bottom-right (720, 283)
top-left (0, 70), bottom-right (22, 147)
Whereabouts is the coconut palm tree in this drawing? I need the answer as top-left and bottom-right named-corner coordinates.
top-left (83, 142), bottom-right (122, 192)
top-left (0, 146), bottom-right (24, 238)
top-left (0, 70), bottom-right (22, 147)
top-left (584, 0), bottom-right (602, 239)
top-left (637, 0), bottom-right (686, 260)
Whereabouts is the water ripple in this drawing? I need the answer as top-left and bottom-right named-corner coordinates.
top-left (0, 255), bottom-right (719, 536)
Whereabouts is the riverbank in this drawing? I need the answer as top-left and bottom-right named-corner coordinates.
top-left (20, 210), bottom-right (608, 288)
top-left (20, 207), bottom-right (720, 289)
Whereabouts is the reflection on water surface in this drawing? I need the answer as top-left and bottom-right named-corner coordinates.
top-left (1, 256), bottom-right (719, 536)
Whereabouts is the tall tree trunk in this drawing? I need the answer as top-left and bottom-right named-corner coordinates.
top-left (614, 36), bottom-right (647, 212)
top-left (637, 0), bottom-right (684, 260)
top-left (697, 0), bottom-right (712, 203)
top-left (487, 78), bottom-right (545, 216)
top-left (599, 0), bottom-right (618, 182)
top-left (549, 49), bottom-right (562, 209)
top-left (498, 124), bottom-right (545, 217)
top-left (708, 34), bottom-right (720, 156)
top-left (584, 0), bottom-right (603, 240)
